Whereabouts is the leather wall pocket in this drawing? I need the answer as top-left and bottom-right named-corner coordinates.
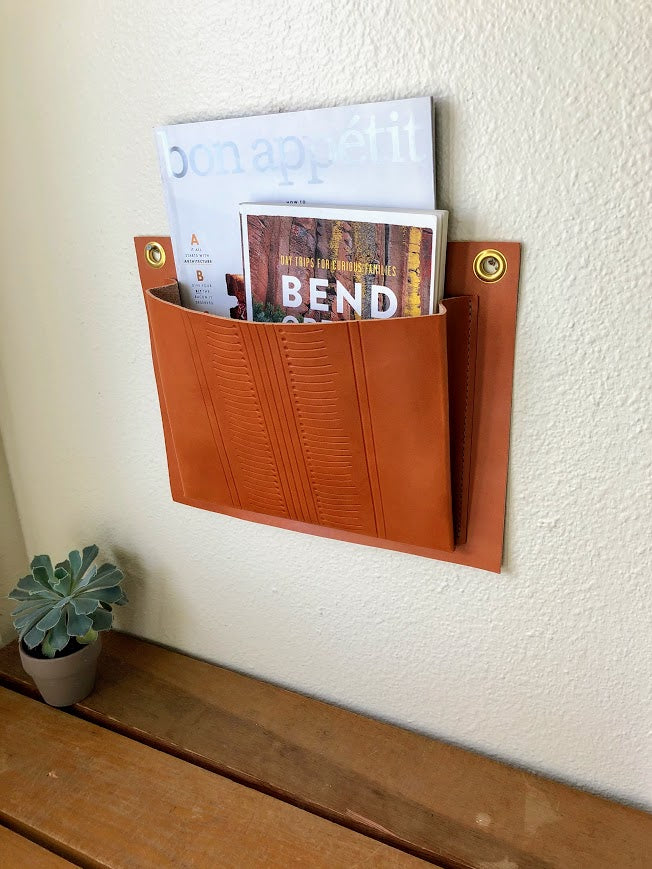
top-left (142, 284), bottom-right (480, 554)
top-left (136, 237), bottom-right (519, 572)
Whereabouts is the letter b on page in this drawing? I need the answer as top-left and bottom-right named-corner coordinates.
top-left (282, 276), bottom-right (302, 308)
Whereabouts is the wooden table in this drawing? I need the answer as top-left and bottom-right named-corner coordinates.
top-left (0, 632), bottom-right (649, 868)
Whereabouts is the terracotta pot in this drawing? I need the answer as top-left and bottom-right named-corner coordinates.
top-left (19, 636), bottom-right (101, 707)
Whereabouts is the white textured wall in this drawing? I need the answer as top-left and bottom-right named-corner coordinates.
top-left (0, 430), bottom-right (27, 644)
top-left (0, 0), bottom-right (650, 808)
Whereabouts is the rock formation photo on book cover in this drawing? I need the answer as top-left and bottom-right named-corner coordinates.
top-left (240, 205), bottom-right (445, 323)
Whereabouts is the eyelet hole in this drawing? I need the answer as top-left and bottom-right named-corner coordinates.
top-left (473, 249), bottom-right (507, 283)
top-left (145, 241), bottom-right (166, 269)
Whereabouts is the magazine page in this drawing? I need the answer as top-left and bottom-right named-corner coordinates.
top-left (156, 98), bottom-right (435, 315)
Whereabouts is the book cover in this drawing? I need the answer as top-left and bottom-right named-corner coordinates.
top-left (240, 204), bottom-right (447, 322)
top-left (155, 98), bottom-right (435, 315)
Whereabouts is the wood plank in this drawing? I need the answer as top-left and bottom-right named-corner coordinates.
top-left (0, 825), bottom-right (75, 867)
top-left (1, 633), bottom-right (651, 869)
top-left (0, 687), bottom-right (427, 869)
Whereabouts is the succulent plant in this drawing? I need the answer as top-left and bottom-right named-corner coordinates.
top-left (8, 545), bottom-right (127, 658)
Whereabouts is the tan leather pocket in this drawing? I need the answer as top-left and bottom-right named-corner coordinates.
top-left (135, 237), bottom-right (519, 572)
top-left (143, 285), bottom-right (480, 553)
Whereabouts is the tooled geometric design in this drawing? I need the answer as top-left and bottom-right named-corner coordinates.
top-left (280, 328), bottom-right (368, 534)
top-left (202, 320), bottom-right (287, 518)
top-left (193, 319), bottom-right (377, 535)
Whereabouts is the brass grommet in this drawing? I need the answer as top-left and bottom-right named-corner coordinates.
top-left (473, 249), bottom-right (507, 283)
top-left (144, 241), bottom-right (166, 269)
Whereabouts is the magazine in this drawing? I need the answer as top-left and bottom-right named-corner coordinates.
top-left (240, 204), bottom-right (448, 322)
top-left (155, 98), bottom-right (435, 315)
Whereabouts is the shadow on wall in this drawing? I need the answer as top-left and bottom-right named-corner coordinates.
top-left (0, 431), bottom-right (28, 646)
top-left (108, 545), bottom-right (191, 648)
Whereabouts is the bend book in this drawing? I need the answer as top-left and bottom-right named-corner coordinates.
top-left (155, 98), bottom-right (435, 315)
top-left (240, 204), bottom-right (448, 323)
